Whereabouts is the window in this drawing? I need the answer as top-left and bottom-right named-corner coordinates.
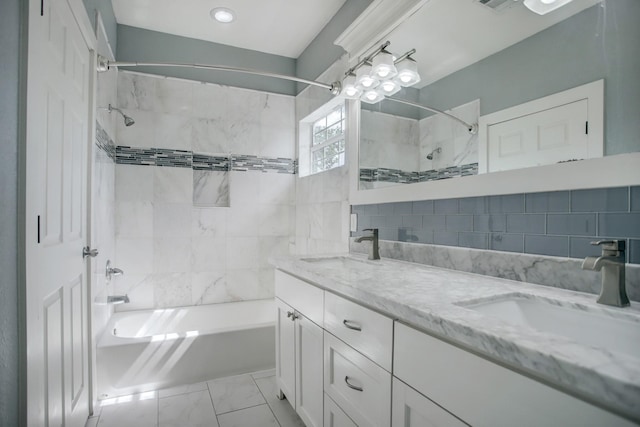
top-left (310, 104), bottom-right (346, 174)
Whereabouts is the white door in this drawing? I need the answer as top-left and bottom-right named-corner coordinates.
top-left (487, 99), bottom-right (589, 173)
top-left (25, 0), bottom-right (92, 425)
top-left (276, 298), bottom-right (296, 405)
top-left (295, 314), bottom-right (324, 427)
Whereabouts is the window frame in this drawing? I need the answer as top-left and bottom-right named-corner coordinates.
top-left (310, 104), bottom-right (346, 174)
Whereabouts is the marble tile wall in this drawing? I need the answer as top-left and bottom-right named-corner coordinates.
top-left (113, 72), bottom-right (295, 311)
top-left (419, 99), bottom-right (479, 172)
top-left (294, 56), bottom-right (351, 255)
top-left (360, 109), bottom-right (420, 171)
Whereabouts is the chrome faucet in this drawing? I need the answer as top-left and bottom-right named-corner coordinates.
top-left (355, 228), bottom-right (380, 260)
top-left (107, 294), bottom-right (130, 305)
top-left (581, 240), bottom-right (629, 307)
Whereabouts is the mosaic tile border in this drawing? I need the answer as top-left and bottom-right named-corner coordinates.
top-left (95, 122), bottom-right (116, 161)
top-left (360, 163), bottom-right (478, 184)
top-left (115, 145), bottom-right (297, 174)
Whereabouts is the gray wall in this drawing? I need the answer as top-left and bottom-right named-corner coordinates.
top-left (82, 0), bottom-right (118, 54)
top-left (0, 0), bottom-right (24, 425)
top-left (117, 25), bottom-right (298, 95)
top-left (418, 0), bottom-right (640, 155)
top-left (296, 0), bottom-right (373, 93)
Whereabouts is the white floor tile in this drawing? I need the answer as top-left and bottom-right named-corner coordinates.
top-left (255, 376), bottom-right (305, 427)
top-left (158, 381), bottom-right (208, 399)
top-left (217, 404), bottom-right (278, 427)
top-left (97, 395), bottom-right (158, 427)
top-left (207, 374), bottom-right (266, 414)
top-left (158, 390), bottom-right (218, 427)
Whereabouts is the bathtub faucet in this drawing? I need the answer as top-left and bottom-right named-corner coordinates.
top-left (107, 294), bottom-right (130, 305)
top-left (581, 240), bottom-right (629, 307)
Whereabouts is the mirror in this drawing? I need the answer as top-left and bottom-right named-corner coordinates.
top-left (355, 0), bottom-right (639, 192)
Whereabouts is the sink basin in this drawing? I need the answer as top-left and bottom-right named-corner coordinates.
top-left (464, 295), bottom-right (640, 359)
top-left (300, 256), bottom-right (376, 270)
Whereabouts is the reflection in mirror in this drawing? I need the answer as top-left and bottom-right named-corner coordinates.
top-left (359, 100), bottom-right (479, 189)
top-left (356, 0), bottom-right (639, 192)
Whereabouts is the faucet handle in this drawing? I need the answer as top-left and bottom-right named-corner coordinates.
top-left (363, 228), bottom-right (378, 235)
top-left (590, 240), bottom-right (625, 251)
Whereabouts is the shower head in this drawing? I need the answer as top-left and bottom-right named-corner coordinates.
top-left (107, 104), bottom-right (135, 127)
top-left (426, 147), bottom-right (441, 160)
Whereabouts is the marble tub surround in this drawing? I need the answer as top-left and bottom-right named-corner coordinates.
top-left (114, 165), bottom-right (295, 311)
top-left (271, 253), bottom-right (640, 421)
top-left (350, 239), bottom-right (640, 303)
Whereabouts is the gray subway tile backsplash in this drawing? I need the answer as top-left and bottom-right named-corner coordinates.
top-left (525, 191), bottom-right (570, 213)
top-left (524, 235), bottom-right (569, 257)
top-left (547, 213), bottom-right (596, 236)
top-left (434, 199), bottom-right (459, 214)
top-left (570, 187), bottom-right (628, 212)
top-left (474, 214), bottom-right (506, 232)
top-left (599, 213), bottom-right (640, 238)
top-left (445, 215), bottom-right (473, 232)
top-left (506, 214), bottom-right (546, 234)
top-left (351, 185), bottom-right (639, 264)
top-left (631, 186), bottom-right (640, 212)
top-left (489, 233), bottom-right (524, 253)
top-left (488, 194), bottom-right (525, 213)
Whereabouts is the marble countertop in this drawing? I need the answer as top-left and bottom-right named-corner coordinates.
top-left (271, 253), bottom-right (640, 421)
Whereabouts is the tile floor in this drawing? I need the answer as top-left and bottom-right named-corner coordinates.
top-left (85, 369), bottom-right (305, 427)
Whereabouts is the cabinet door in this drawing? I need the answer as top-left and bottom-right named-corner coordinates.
top-left (325, 393), bottom-right (358, 427)
top-left (392, 377), bottom-right (468, 427)
top-left (276, 298), bottom-right (296, 406)
top-left (296, 314), bottom-right (324, 427)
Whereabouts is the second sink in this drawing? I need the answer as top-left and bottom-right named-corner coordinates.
top-left (462, 294), bottom-right (640, 360)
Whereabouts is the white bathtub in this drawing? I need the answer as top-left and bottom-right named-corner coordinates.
top-left (97, 299), bottom-right (275, 399)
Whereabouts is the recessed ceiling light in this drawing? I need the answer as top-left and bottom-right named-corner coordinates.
top-left (210, 7), bottom-right (235, 23)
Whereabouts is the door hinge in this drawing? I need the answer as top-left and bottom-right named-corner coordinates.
top-left (585, 121), bottom-right (589, 135)
top-left (37, 215), bottom-right (41, 243)
top-left (41, 0), bottom-right (44, 16)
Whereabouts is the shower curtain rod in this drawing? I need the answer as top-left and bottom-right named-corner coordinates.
top-left (96, 56), bottom-right (478, 134)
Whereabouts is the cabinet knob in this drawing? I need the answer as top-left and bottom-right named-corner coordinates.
top-left (287, 311), bottom-right (294, 318)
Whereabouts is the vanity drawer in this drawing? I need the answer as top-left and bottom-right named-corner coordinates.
top-left (324, 393), bottom-right (357, 427)
top-left (324, 291), bottom-right (393, 371)
top-left (275, 269), bottom-right (324, 326)
top-left (394, 322), bottom-right (635, 427)
top-left (324, 332), bottom-right (391, 427)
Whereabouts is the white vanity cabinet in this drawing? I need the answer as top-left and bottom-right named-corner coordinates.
top-left (392, 378), bottom-right (468, 427)
top-left (325, 393), bottom-right (358, 427)
top-left (393, 322), bottom-right (636, 427)
top-left (275, 270), bottom-right (324, 427)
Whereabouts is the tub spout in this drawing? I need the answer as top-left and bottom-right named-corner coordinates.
top-left (107, 294), bottom-right (130, 305)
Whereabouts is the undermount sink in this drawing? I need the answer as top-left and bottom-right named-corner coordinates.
top-left (300, 256), bottom-right (376, 269)
top-left (463, 295), bottom-right (640, 359)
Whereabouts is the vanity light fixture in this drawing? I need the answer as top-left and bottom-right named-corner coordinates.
top-left (341, 73), bottom-right (363, 99)
top-left (210, 7), bottom-right (235, 23)
top-left (355, 62), bottom-right (380, 90)
top-left (395, 56), bottom-right (421, 87)
top-left (360, 89), bottom-right (386, 104)
top-left (371, 49), bottom-right (398, 79)
top-left (523, 0), bottom-right (574, 15)
top-left (96, 38), bottom-right (477, 135)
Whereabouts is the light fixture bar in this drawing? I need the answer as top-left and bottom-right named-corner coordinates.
top-left (344, 41), bottom-right (391, 77)
top-left (97, 56), bottom-right (341, 94)
top-left (386, 96), bottom-right (478, 135)
top-left (394, 49), bottom-right (416, 64)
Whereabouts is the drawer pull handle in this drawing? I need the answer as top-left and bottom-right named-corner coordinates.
top-left (343, 319), bottom-right (362, 331)
top-left (344, 376), bottom-right (363, 392)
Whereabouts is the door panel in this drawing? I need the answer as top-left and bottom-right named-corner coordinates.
top-left (295, 314), bottom-right (324, 427)
top-left (276, 298), bottom-right (296, 405)
top-left (26, 0), bottom-right (92, 425)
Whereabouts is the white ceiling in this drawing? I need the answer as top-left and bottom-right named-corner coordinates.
top-left (111, 0), bottom-right (348, 58)
top-left (381, 0), bottom-right (601, 87)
